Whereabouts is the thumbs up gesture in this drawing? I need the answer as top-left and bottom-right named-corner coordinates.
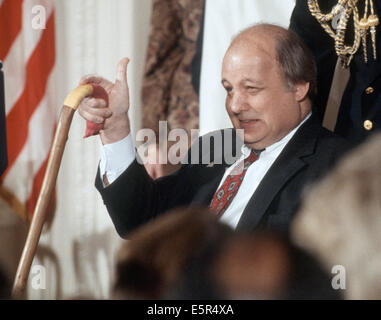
top-left (78, 57), bottom-right (131, 145)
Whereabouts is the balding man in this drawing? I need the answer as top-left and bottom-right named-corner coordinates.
top-left (79, 24), bottom-right (349, 238)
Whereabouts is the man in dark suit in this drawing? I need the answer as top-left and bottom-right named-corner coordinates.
top-left (78, 24), bottom-right (348, 238)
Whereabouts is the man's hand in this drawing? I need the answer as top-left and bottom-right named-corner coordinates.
top-left (142, 143), bottom-right (182, 179)
top-left (144, 143), bottom-right (165, 179)
top-left (78, 57), bottom-right (131, 145)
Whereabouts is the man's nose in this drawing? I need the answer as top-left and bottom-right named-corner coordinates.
top-left (230, 92), bottom-right (249, 113)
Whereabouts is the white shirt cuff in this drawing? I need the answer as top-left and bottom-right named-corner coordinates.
top-left (99, 134), bottom-right (136, 185)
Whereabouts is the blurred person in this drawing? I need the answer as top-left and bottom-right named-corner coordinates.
top-left (170, 232), bottom-right (340, 299)
top-left (292, 132), bottom-right (381, 299)
top-left (78, 24), bottom-right (349, 238)
top-left (112, 206), bottom-right (233, 300)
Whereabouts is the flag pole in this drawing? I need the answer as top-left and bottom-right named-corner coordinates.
top-left (11, 85), bottom-right (94, 299)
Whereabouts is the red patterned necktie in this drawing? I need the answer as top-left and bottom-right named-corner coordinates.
top-left (209, 151), bottom-right (258, 217)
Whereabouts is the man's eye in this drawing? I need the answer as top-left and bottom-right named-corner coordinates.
top-left (246, 86), bottom-right (261, 94)
top-left (224, 87), bottom-right (233, 94)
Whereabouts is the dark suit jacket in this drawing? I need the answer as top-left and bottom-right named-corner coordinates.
top-left (290, 0), bottom-right (381, 144)
top-left (96, 115), bottom-right (350, 238)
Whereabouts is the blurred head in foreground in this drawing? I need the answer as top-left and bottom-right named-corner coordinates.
top-left (292, 133), bottom-right (381, 299)
top-left (171, 232), bottom-right (339, 299)
top-left (113, 207), bottom-right (233, 299)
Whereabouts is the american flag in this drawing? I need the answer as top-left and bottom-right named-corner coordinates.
top-left (0, 0), bottom-right (56, 222)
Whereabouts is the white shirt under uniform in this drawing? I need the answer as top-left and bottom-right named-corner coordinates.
top-left (99, 114), bottom-right (311, 229)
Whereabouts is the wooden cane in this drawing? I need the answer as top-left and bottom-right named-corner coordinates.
top-left (12, 84), bottom-right (94, 299)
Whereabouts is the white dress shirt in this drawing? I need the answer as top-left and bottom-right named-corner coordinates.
top-left (99, 114), bottom-right (311, 229)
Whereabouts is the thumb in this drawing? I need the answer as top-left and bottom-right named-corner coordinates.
top-left (116, 57), bottom-right (130, 85)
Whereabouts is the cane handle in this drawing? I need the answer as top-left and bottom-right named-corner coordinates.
top-left (63, 84), bottom-right (94, 110)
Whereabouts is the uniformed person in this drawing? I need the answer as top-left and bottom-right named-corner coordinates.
top-left (290, 0), bottom-right (381, 145)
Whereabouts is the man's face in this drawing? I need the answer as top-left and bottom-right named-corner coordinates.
top-left (222, 37), bottom-right (306, 150)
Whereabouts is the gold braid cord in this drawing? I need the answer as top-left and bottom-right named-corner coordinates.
top-left (308, 0), bottom-right (379, 67)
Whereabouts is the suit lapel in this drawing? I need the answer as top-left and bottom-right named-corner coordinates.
top-left (190, 165), bottom-right (226, 205)
top-left (236, 115), bottom-right (321, 232)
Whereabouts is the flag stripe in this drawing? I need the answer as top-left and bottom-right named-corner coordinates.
top-left (3, 34), bottom-right (27, 115)
top-left (3, 2), bottom-right (53, 116)
top-left (0, 0), bottom-right (57, 221)
top-left (4, 12), bottom-right (55, 173)
top-left (0, 0), bottom-right (23, 60)
top-left (3, 70), bottom-right (56, 203)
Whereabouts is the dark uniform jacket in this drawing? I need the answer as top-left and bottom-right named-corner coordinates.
top-left (290, 0), bottom-right (381, 144)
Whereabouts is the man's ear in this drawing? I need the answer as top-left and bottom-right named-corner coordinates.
top-left (294, 82), bottom-right (310, 102)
